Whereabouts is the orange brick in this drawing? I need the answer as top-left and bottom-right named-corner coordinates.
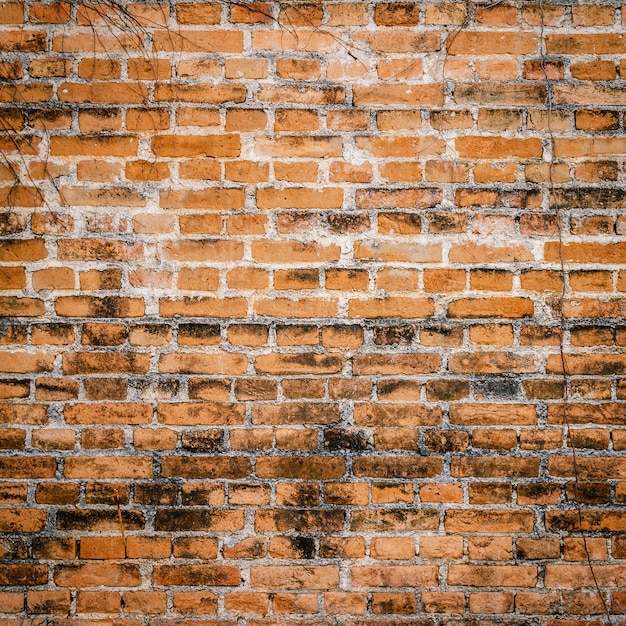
top-left (0, 267), bottom-right (26, 289)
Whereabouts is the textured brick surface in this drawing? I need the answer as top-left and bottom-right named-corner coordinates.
top-left (1, 0), bottom-right (626, 622)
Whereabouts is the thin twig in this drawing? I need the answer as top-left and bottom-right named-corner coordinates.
top-left (538, 0), bottom-right (613, 622)
top-left (114, 488), bottom-right (128, 558)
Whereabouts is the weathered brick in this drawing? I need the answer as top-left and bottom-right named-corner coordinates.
top-left (450, 404), bottom-right (536, 425)
top-left (351, 566), bottom-right (438, 588)
top-left (448, 298), bottom-right (534, 319)
top-left (250, 566), bottom-right (339, 590)
top-left (448, 32), bottom-right (536, 54)
top-left (0, 564), bottom-right (48, 586)
top-left (152, 565), bottom-right (234, 587)
top-left (353, 456), bottom-right (441, 479)
top-left (363, 32), bottom-right (441, 55)
top-left (448, 565), bottom-right (537, 587)
top-left (256, 510), bottom-right (344, 532)
top-left (162, 456), bottom-right (251, 478)
top-left (451, 457), bottom-right (539, 478)
top-left (159, 353), bottom-right (247, 374)
top-left (64, 457), bottom-right (152, 479)
top-left (155, 510), bottom-right (244, 532)
top-left (354, 404), bottom-right (441, 427)
top-left (55, 564), bottom-right (140, 587)
top-left (62, 353), bottom-right (149, 375)
top-left (448, 352), bottom-right (538, 374)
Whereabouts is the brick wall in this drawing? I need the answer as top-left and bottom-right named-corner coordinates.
top-left (1, 0), bottom-right (626, 622)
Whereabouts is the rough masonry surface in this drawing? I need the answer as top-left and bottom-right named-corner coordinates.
top-left (1, 0), bottom-right (626, 623)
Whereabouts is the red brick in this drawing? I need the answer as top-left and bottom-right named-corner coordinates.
top-left (256, 510), bottom-right (343, 532)
top-left (55, 563), bottom-right (140, 587)
top-left (351, 509), bottom-right (438, 533)
top-left (0, 564), bottom-right (48, 585)
top-left (422, 590), bottom-right (465, 613)
top-left (450, 404), bottom-right (536, 425)
top-left (64, 457), bottom-right (152, 479)
top-left (545, 564), bottom-right (626, 588)
top-left (162, 456), bottom-right (251, 478)
top-left (449, 352), bottom-right (538, 374)
top-left (27, 589), bottom-right (70, 613)
top-left (448, 565), bottom-right (537, 587)
top-left (354, 404), bottom-right (441, 427)
top-left (152, 564), bottom-right (240, 587)
top-left (352, 565), bottom-right (438, 588)
top-left (362, 32), bottom-right (441, 55)
top-left (0, 508), bottom-right (47, 532)
top-left (250, 566), bottom-right (339, 590)
top-left (448, 32), bottom-right (536, 54)
top-left (452, 457), bottom-right (539, 478)
top-left (448, 298), bottom-right (534, 319)
top-left (455, 82), bottom-right (546, 105)
top-left (256, 457), bottom-right (345, 479)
